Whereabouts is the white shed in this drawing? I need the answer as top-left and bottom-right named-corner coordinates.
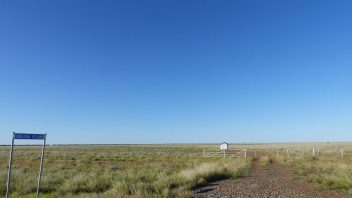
top-left (220, 142), bottom-right (229, 150)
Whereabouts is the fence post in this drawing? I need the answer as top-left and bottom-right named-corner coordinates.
top-left (244, 149), bottom-right (247, 158)
top-left (254, 150), bottom-right (257, 158)
top-left (340, 148), bottom-right (344, 159)
top-left (287, 149), bottom-right (289, 158)
top-left (203, 150), bottom-right (205, 158)
top-left (223, 149), bottom-right (226, 159)
top-left (276, 151), bottom-right (279, 158)
top-left (312, 148), bottom-right (316, 159)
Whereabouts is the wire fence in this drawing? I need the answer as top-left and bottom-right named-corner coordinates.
top-left (252, 147), bottom-right (352, 160)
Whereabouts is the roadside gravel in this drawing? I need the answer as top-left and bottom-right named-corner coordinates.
top-left (194, 158), bottom-right (343, 198)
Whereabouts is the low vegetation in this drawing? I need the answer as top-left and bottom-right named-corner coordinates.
top-left (3, 143), bottom-right (351, 197)
top-left (0, 145), bottom-right (250, 197)
top-left (259, 156), bottom-right (270, 167)
top-left (276, 153), bottom-right (352, 196)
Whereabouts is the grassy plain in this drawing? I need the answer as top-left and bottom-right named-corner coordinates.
top-left (212, 141), bottom-right (352, 196)
top-left (276, 154), bottom-right (352, 196)
top-left (2, 142), bottom-right (352, 197)
top-left (0, 144), bottom-right (250, 198)
top-left (252, 142), bottom-right (352, 196)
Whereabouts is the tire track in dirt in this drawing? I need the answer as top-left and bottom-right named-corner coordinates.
top-left (194, 158), bottom-right (343, 198)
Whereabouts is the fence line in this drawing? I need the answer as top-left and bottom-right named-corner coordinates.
top-left (260, 147), bottom-right (348, 159)
top-left (203, 149), bottom-right (247, 158)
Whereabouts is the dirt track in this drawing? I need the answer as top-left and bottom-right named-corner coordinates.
top-left (195, 158), bottom-right (343, 198)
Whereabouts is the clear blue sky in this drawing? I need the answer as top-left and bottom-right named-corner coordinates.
top-left (1, 0), bottom-right (352, 144)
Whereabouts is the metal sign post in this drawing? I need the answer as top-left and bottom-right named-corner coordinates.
top-left (36, 136), bottom-right (46, 198)
top-left (6, 133), bottom-right (15, 198)
top-left (6, 132), bottom-right (47, 198)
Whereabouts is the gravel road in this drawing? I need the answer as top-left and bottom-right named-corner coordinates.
top-left (194, 158), bottom-right (342, 198)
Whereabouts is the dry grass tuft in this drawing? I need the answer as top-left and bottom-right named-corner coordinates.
top-left (0, 145), bottom-right (250, 197)
top-left (259, 156), bottom-right (270, 167)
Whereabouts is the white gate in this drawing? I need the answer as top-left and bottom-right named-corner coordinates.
top-left (203, 149), bottom-right (247, 158)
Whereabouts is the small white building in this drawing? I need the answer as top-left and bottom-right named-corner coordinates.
top-left (220, 141), bottom-right (229, 150)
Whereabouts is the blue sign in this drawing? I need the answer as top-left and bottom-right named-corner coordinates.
top-left (14, 133), bottom-right (46, 140)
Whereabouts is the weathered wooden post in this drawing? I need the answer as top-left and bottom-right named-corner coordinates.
top-left (276, 151), bottom-right (279, 158)
top-left (340, 148), bottom-right (344, 159)
top-left (244, 149), bottom-right (247, 158)
top-left (287, 149), bottom-right (289, 158)
top-left (312, 148), bottom-right (316, 159)
top-left (254, 150), bottom-right (257, 158)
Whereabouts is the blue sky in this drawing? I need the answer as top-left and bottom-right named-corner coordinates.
top-left (1, 0), bottom-right (352, 144)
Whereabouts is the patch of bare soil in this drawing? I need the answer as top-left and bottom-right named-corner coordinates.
top-left (194, 158), bottom-right (344, 198)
